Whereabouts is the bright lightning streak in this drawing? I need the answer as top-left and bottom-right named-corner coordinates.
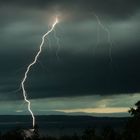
top-left (21, 17), bottom-right (58, 129)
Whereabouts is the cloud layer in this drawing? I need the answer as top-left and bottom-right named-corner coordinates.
top-left (0, 0), bottom-right (140, 116)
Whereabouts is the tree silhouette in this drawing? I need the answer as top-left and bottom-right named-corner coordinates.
top-left (125, 100), bottom-right (140, 140)
top-left (82, 128), bottom-right (98, 140)
top-left (129, 101), bottom-right (140, 117)
top-left (101, 127), bottom-right (116, 140)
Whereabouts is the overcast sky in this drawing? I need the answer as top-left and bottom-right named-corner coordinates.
top-left (0, 0), bottom-right (140, 116)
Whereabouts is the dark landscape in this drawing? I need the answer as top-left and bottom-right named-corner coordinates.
top-left (0, 115), bottom-right (129, 140)
top-left (0, 115), bottom-right (128, 136)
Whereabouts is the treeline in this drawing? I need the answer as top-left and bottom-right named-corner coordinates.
top-left (0, 126), bottom-right (138, 140)
top-left (1, 101), bottom-right (140, 140)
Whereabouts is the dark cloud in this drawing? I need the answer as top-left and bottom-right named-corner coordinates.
top-left (0, 0), bottom-right (140, 20)
top-left (0, 42), bottom-right (140, 100)
top-left (0, 0), bottom-right (140, 101)
top-left (27, 43), bottom-right (140, 99)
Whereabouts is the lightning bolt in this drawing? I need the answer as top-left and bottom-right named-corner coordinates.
top-left (21, 17), bottom-right (58, 129)
top-left (53, 29), bottom-right (61, 61)
top-left (93, 12), bottom-right (113, 65)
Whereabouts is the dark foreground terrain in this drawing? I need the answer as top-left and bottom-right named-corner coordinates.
top-left (0, 115), bottom-right (128, 136)
top-left (1, 100), bottom-right (140, 140)
top-left (0, 115), bottom-right (131, 140)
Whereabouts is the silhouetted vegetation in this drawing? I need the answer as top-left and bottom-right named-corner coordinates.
top-left (1, 101), bottom-right (140, 140)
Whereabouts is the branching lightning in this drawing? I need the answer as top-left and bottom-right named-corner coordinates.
top-left (53, 29), bottom-right (61, 61)
top-left (21, 17), bottom-right (58, 129)
top-left (93, 12), bottom-right (113, 65)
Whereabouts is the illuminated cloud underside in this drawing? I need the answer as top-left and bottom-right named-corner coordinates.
top-left (55, 107), bottom-right (129, 114)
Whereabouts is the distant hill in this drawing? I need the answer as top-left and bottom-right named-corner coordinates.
top-left (0, 115), bottom-right (129, 121)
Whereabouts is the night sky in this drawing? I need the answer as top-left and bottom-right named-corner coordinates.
top-left (0, 0), bottom-right (140, 117)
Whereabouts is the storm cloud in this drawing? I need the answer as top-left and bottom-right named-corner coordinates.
top-left (0, 0), bottom-right (140, 102)
top-left (0, 0), bottom-right (140, 19)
